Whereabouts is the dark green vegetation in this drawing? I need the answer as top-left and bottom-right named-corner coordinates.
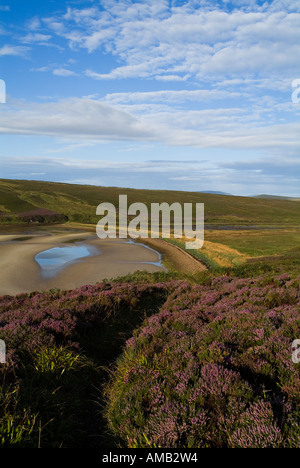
top-left (164, 237), bottom-right (300, 277)
top-left (0, 178), bottom-right (299, 225)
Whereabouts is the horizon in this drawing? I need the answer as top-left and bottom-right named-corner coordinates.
top-left (2, 176), bottom-right (300, 200)
top-left (0, 0), bottom-right (299, 197)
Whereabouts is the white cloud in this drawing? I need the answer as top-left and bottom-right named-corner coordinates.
top-left (52, 68), bottom-right (77, 77)
top-left (21, 33), bottom-right (52, 43)
top-left (155, 74), bottom-right (190, 82)
top-left (103, 89), bottom-right (246, 105)
top-left (43, 141), bottom-right (96, 154)
top-left (3, 152), bottom-right (298, 196)
top-left (44, 1), bottom-right (300, 82)
top-left (0, 98), bottom-right (153, 141)
top-left (0, 96), bottom-right (299, 158)
top-left (0, 44), bottom-right (30, 57)
top-left (1, 0), bottom-right (298, 196)
top-left (31, 66), bottom-right (50, 73)
top-left (26, 16), bottom-right (42, 31)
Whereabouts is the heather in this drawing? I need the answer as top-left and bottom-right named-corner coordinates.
top-left (106, 274), bottom-right (300, 448)
top-left (0, 278), bottom-right (173, 447)
top-left (1, 271), bottom-right (300, 448)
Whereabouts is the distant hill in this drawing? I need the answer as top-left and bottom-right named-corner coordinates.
top-left (197, 191), bottom-right (232, 196)
top-left (0, 179), bottom-right (299, 226)
top-left (255, 194), bottom-right (300, 201)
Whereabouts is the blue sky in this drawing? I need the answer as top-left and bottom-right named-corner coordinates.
top-left (0, 0), bottom-right (299, 196)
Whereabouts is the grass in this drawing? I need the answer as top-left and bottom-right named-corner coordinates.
top-left (205, 228), bottom-right (300, 257)
top-left (161, 236), bottom-right (300, 278)
top-left (1, 177), bottom-right (298, 276)
top-left (1, 352), bottom-right (98, 448)
top-left (0, 383), bottom-right (39, 447)
top-left (154, 222), bottom-right (300, 275)
top-left (1, 178), bottom-right (300, 226)
top-left (0, 177), bottom-right (298, 274)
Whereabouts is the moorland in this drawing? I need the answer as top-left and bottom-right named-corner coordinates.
top-left (0, 178), bottom-right (299, 448)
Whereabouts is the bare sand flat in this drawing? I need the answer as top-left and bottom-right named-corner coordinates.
top-left (0, 230), bottom-right (165, 296)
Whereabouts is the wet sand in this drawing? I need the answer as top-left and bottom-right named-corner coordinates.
top-left (0, 230), bottom-right (165, 296)
top-left (139, 238), bottom-right (207, 274)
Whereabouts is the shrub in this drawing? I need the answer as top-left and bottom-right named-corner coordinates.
top-left (0, 279), bottom-right (176, 447)
top-left (105, 274), bottom-right (300, 448)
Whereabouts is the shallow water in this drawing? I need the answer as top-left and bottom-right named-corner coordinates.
top-left (35, 244), bottom-right (97, 278)
top-left (130, 240), bottom-right (167, 270)
top-left (103, 239), bottom-right (166, 270)
top-left (35, 240), bottom-right (165, 280)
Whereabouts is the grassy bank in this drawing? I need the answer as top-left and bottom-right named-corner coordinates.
top-left (162, 231), bottom-right (300, 277)
top-left (1, 178), bottom-right (299, 226)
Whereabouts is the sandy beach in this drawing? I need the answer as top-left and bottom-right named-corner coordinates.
top-left (0, 229), bottom-right (166, 296)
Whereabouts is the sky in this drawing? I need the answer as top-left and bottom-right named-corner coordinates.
top-left (0, 0), bottom-right (299, 196)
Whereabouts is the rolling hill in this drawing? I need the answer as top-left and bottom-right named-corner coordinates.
top-left (0, 179), bottom-right (299, 226)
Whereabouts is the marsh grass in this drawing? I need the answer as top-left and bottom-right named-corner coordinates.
top-left (206, 228), bottom-right (300, 258)
top-left (163, 233), bottom-right (300, 277)
top-left (0, 381), bottom-right (39, 447)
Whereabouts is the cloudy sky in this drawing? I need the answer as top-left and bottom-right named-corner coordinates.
top-left (0, 0), bottom-right (299, 196)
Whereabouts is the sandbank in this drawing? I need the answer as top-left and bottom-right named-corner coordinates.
top-left (0, 230), bottom-right (165, 296)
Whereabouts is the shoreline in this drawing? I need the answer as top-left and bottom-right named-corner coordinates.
top-left (136, 238), bottom-right (207, 274)
top-left (0, 225), bottom-right (208, 297)
top-left (0, 229), bottom-right (165, 296)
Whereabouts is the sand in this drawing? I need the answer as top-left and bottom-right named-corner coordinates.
top-left (0, 230), bottom-right (166, 296)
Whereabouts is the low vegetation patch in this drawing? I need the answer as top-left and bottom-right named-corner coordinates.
top-left (0, 278), bottom-right (173, 447)
top-left (106, 274), bottom-right (300, 448)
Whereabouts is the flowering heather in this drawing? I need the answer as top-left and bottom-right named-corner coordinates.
top-left (0, 281), bottom-right (174, 368)
top-left (106, 274), bottom-right (300, 448)
top-left (0, 279), bottom-right (176, 447)
top-left (1, 273), bottom-right (300, 447)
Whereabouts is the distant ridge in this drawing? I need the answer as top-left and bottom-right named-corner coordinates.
top-left (197, 191), bottom-right (232, 196)
top-left (255, 194), bottom-right (300, 201)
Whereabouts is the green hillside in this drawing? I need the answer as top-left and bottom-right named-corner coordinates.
top-left (0, 178), bottom-right (299, 226)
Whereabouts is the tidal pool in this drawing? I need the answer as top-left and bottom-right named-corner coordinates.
top-left (127, 240), bottom-right (166, 270)
top-left (35, 240), bottom-right (165, 280)
top-left (35, 244), bottom-right (97, 278)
